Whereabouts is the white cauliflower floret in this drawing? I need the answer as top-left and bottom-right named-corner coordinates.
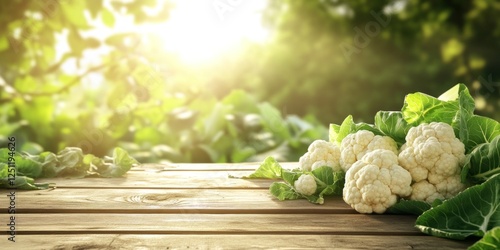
top-left (299, 140), bottom-right (341, 172)
top-left (294, 174), bottom-right (317, 196)
top-left (343, 149), bottom-right (412, 214)
top-left (409, 180), bottom-right (443, 202)
top-left (398, 122), bottom-right (466, 203)
top-left (340, 130), bottom-right (398, 172)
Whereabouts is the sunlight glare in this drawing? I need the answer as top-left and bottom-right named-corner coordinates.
top-left (156, 0), bottom-right (269, 65)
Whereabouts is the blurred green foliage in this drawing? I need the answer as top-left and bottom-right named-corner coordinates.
top-left (0, 0), bottom-right (498, 163)
top-left (228, 0), bottom-right (500, 124)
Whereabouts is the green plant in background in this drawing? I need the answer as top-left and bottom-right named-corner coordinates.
top-left (0, 147), bottom-right (138, 189)
top-left (0, 0), bottom-right (172, 155)
top-left (1, 0), bottom-right (499, 165)
top-left (226, 0), bottom-right (500, 123)
top-left (0, 1), bottom-right (326, 163)
top-left (120, 89), bottom-right (327, 163)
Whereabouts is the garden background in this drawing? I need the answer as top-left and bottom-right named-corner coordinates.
top-left (1, 0), bottom-right (499, 163)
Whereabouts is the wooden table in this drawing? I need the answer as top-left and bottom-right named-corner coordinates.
top-left (1, 162), bottom-right (475, 249)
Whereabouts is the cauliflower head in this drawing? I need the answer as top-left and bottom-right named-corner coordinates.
top-left (398, 122), bottom-right (466, 203)
top-left (340, 130), bottom-right (398, 172)
top-left (299, 140), bottom-right (341, 172)
top-left (343, 149), bottom-right (412, 214)
top-left (294, 174), bottom-right (317, 196)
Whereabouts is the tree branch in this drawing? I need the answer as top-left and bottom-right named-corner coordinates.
top-left (1, 64), bottom-right (107, 100)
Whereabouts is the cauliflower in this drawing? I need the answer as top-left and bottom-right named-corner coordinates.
top-left (340, 130), bottom-right (398, 172)
top-left (294, 174), bottom-right (317, 196)
top-left (398, 122), bottom-right (466, 203)
top-left (343, 149), bottom-right (412, 214)
top-left (299, 140), bottom-right (341, 172)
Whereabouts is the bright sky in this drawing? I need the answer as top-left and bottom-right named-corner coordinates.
top-left (156, 0), bottom-right (270, 64)
top-left (67, 0), bottom-right (270, 65)
top-left (57, 0), bottom-right (270, 90)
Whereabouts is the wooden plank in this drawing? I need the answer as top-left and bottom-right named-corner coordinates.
top-left (5, 234), bottom-right (474, 250)
top-left (0, 189), bottom-right (353, 213)
top-left (36, 170), bottom-right (273, 189)
top-left (2, 213), bottom-right (421, 235)
top-left (132, 162), bottom-right (299, 171)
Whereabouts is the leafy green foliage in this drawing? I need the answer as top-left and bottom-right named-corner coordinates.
top-left (0, 147), bottom-right (139, 190)
top-left (329, 115), bottom-right (381, 145)
top-left (0, 174), bottom-right (51, 190)
top-left (47, 147), bottom-right (87, 178)
top-left (281, 167), bottom-right (345, 205)
top-left (240, 156), bottom-right (283, 179)
top-left (395, 83), bottom-right (500, 157)
top-left (468, 227), bottom-right (500, 250)
top-left (386, 199), bottom-right (431, 216)
top-left (309, 167), bottom-right (345, 204)
top-left (254, 1), bottom-right (500, 125)
top-left (401, 84), bottom-right (476, 137)
top-left (2, 0), bottom-right (499, 166)
top-left (464, 116), bottom-right (500, 153)
top-left (270, 182), bottom-right (302, 201)
top-left (87, 147), bottom-right (139, 178)
top-left (234, 156), bottom-right (344, 204)
top-left (415, 174), bottom-right (500, 240)
top-left (462, 136), bottom-right (500, 184)
top-left (0, 149), bottom-right (42, 178)
top-left (402, 92), bottom-right (459, 125)
top-left (374, 111), bottom-right (412, 146)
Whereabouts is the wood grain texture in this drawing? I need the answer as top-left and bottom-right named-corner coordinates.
top-left (1, 213), bottom-right (420, 235)
top-left (4, 234), bottom-right (474, 250)
top-left (0, 163), bottom-right (476, 249)
top-left (0, 189), bottom-right (353, 213)
top-left (36, 170), bottom-right (273, 189)
top-left (133, 162), bottom-right (299, 171)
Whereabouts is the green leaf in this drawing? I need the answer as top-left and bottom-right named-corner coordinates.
top-left (462, 135), bottom-right (500, 184)
top-left (415, 174), bottom-right (500, 240)
top-left (449, 85), bottom-right (475, 145)
top-left (222, 90), bottom-right (259, 113)
top-left (386, 199), bottom-right (432, 215)
top-left (15, 153), bottom-right (43, 178)
top-left (311, 166), bottom-right (335, 186)
top-left (231, 147), bottom-right (256, 162)
top-left (329, 123), bottom-right (340, 143)
top-left (0, 176), bottom-right (51, 190)
top-left (468, 227), bottom-right (500, 250)
top-left (259, 102), bottom-right (290, 140)
top-left (0, 36), bottom-right (9, 52)
top-left (39, 152), bottom-right (60, 178)
top-left (402, 84), bottom-right (476, 145)
top-left (336, 115), bottom-right (355, 145)
top-left (352, 122), bottom-right (382, 135)
top-left (438, 83), bottom-right (473, 103)
top-left (465, 116), bottom-right (500, 152)
top-left (239, 156), bottom-right (283, 179)
top-left (93, 147), bottom-right (139, 177)
top-left (269, 182), bottom-right (301, 201)
top-left (0, 163), bottom-right (50, 189)
top-left (67, 28), bottom-right (85, 57)
top-left (282, 170), bottom-right (302, 185)
top-left (402, 92), bottom-right (458, 125)
top-left (101, 8), bottom-right (115, 27)
top-left (333, 115), bottom-right (382, 145)
top-left (105, 33), bottom-right (139, 48)
top-left (0, 149), bottom-right (43, 178)
top-left (374, 111), bottom-right (412, 146)
top-left (60, 1), bottom-right (91, 28)
top-left (307, 167), bottom-right (345, 204)
top-left (54, 147), bottom-right (88, 178)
